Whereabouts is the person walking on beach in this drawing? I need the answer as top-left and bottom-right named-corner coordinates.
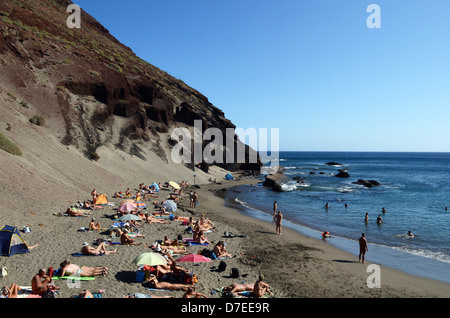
top-left (359, 233), bottom-right (368, 263)
top-left (275, 210), bottom-right (283, 235)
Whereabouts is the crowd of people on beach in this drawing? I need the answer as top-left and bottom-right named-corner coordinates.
top-left (2, 178), bottom-right (274, 299)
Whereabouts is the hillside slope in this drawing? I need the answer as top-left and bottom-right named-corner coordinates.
top-left (0, 0), bottom-right (258, 215)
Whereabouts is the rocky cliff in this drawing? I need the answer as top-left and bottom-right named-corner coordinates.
top-left (0, 0), bottom-right (260, 171)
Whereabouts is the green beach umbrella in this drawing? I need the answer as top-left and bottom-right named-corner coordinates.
top-left (133, 252), bottom-right (167, 267)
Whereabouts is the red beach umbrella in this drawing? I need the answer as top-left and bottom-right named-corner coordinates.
top-left (176, 254), bottom-right (211, 263)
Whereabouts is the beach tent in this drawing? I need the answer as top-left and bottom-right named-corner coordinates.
top-left (225, 173), bottom-right (234, 180)
top-left (96, 194), bottom-right (108, 205)
top-left (162, 200), bottom-right (177, 212)
top-left (0, 225), bottom-right (30, 257)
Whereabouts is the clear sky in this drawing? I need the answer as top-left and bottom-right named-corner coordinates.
top-left (72, 0), bottom-right (450, 152)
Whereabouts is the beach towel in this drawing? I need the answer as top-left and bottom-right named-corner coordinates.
top-left (15, 286), bottom-right (42, 298)
top-left (182, 238), bottom-right (209, 245)
top-left (52, 276), bottom-right (95, 281)
top-left (71, 252), bottom-right (105, 257)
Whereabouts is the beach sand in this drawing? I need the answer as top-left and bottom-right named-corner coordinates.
top-left (1, 174), bottom-right (449, 301)
top-left (0, 118), bottom-right (449, 302)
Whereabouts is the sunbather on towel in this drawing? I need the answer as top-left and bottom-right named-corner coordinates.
top-left (1, 283), bottom-right (22, 298)
top-left (144, 275), bottom-right (192, 291)
top-left (59, 260), bottom-right (108, 277)
top-left (123, 293), bottom-right (173, 298)
top-left (223, 283), bottom-right (254, 296)
top-left (81, 242), bottom-right (116, 255)
top-left (66, 207), bottom-right (91, 217)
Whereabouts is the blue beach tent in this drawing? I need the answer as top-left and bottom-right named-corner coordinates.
top-left (0, 225), bottom-right (30, 256)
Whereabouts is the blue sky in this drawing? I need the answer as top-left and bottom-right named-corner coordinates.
top-left (72, 1), bottom-right (450, 152)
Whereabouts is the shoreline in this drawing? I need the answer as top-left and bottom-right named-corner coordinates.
top-left (224, 182), bottom-right (450, 284)
top-left (203, 176), bottom-right (450, 298)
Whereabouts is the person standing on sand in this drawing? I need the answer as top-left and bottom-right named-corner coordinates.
top-left (359, 233), bottom-right (368, 263)
top-left (275, 210), bottom-right (283, 235)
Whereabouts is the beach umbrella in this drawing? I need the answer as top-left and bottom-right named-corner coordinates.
top-left (136, 201), bottom-right (147, 208)
top-left (168, 181), bottom-right (180, 190)
top-left (162, 200), bottom-right (177, 212)
top-left (176, 253), bottom-right (212, 263)
top-left (118, 201), bottom-right (137, 213)
top-left (117, 214), bottom-right (142, 222)
top-left (133, 252), bottom-right (167, 267)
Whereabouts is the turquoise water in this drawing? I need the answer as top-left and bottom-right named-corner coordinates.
top-left (227, 152), bottom-right (450, 283)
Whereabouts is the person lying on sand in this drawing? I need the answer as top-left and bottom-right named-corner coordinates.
top-left (223, 282), bottom-right (255, 295)
top-left (66, 207), bottom-right (91, 217)
top-left (59, 260), bottom-right (108, 277)
top-left (150, 242), bottom-right (190, 255)
top-left (2, 283), bottom-right (22, 298)
top-left (143, 275), bottom-right (192, 291)
top-left (81, 242), bottom-right (116, 256)
top-left (123, 293), bottom-right (173, 298)
top-left (183, 287), bottom-right (207, 298)
top-left (144, 213), bottom-right (170, 224)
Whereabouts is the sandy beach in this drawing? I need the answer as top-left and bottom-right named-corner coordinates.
top-left (1, 170), bottom-right (449, 302)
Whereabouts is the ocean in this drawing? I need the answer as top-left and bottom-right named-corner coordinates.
top-left (224, 151), bottom-right (450, 283)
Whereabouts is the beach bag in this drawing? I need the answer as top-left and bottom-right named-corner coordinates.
top-left (200, 248), bottom-right (210, 257)
top-left (221, 290), bottom-right (234, 298)
top-left (230, 267), bottom-right (240, 278)
top-left (1, 267), bottom-right (7, 277)
top-left (183, 273), bottom-right (198, 284)
top-left (218, 261), bottom-right (227, 272)
top-left (47, 267), bottom-right (54, 277)
top-left (209, 251), bottom-right (217, 260)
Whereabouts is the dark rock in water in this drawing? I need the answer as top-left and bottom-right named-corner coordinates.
top-left (353, 179), bottom-right (381, 188)
top-left (263, 173), bottom-right (291, 192)
top-left (309, 171), bottom-right (316, 175)
top-left (335, 169), bottom-right (350, 178)
top-left (319, 172), bottom-right (325, 175)
top-left (326, 162), bottom-right (343, 166)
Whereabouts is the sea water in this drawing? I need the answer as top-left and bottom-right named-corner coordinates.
top-left (225, 152), bottom-right (450, 283)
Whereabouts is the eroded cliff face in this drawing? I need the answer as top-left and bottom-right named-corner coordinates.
top-left (0, 0), bottom-right (260, 171)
